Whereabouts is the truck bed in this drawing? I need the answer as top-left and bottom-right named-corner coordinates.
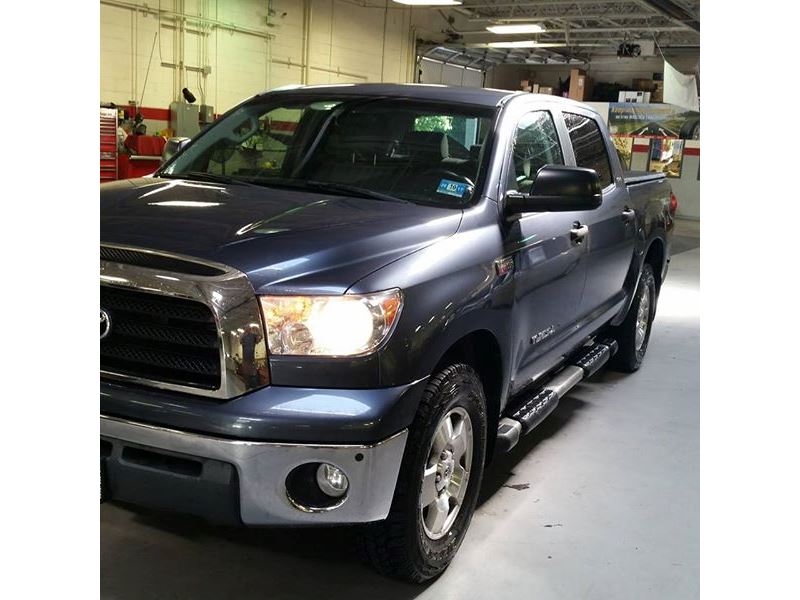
top-left (623, 171), bottom-right (667, 186)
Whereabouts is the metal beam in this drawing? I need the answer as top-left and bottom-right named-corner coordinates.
top-left (456, 25), bottom-right (690, 34)
top-left (468, 12), bottom-right (661, 22)
top-left (463, 1), bottom-right (644, 7)
top-left (633, 0), bottom-right (700, 31)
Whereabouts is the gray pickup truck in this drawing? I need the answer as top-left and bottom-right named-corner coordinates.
top-left (100, 83), bottom-right (674, 582)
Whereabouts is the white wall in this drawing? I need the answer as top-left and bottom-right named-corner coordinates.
top-left (101, 0), bottom-right (417, 117)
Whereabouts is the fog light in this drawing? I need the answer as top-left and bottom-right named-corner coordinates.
top-left (316, 463), bottom-right (349, 498)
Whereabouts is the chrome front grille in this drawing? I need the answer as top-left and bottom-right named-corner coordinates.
top-left (100, 245), bottom-right (269, 399)
top-left (100, 286), bottom-right (221, 389)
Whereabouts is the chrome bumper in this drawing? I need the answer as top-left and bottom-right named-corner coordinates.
top-left (100, 415), bottom-right (408, 525)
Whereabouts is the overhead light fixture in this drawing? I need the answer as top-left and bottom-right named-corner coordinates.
top-left (392, 0), bottom-right (462, 5)
top-left (486, 24), bottom-right (545, 34)
top-left (487, 40), bottom-right (539, 48)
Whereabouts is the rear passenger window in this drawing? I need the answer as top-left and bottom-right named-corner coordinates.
top-left (508, 111), bottom-right (564, 193)
top-left (563, 113), bottom-right (613, 188)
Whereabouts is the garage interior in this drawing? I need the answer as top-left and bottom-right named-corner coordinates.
top-left (100, 1), bottom-right (700, 597)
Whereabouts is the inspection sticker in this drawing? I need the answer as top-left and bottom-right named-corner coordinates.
top-left (437, 179), bottom-right (468, 198)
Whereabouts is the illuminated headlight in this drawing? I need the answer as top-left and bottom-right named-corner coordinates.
top-left (259, 289), bottom-right (402, 356)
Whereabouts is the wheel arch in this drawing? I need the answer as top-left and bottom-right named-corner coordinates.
top-left (643, 237), bottom-right (666, 292)
top-left (612, 234), bottom-right (668, 326)
top-left (431, 329), bottom-right (505, 463)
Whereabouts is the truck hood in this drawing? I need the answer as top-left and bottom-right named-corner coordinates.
top-left (100, 177), bottom-right (463, 294)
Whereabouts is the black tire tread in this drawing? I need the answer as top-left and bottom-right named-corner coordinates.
top-left (357, 363), bottom-right (486, 583)
top-left (608, 263), bottom-right (657, 373)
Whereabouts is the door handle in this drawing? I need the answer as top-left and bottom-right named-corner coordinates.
top-left (622, 207), bottom-right (636, 223)
top-left (570, 223), bottom-right (589, 244)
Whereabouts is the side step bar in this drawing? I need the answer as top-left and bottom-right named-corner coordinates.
top-left (495, 339), bottom-right (618, 453)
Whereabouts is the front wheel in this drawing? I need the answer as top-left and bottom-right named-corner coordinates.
top-left (608, 263), bottom-right (657, 372)
top-left (358, 363), bottom-right (487, 582)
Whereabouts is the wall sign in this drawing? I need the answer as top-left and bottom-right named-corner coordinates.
top-left (608, 103), bottom-right (700, 139)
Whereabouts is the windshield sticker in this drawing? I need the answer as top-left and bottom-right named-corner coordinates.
top-left (437, 179), bottom-right (468, 198)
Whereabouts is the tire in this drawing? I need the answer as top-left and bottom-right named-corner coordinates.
top-left (608, 263), bottom-right (657, 372)
top-left (358, 363), bottom-right (487, 582)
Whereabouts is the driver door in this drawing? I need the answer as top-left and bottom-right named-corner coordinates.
top-left (503, 110), bottom-right (590, 393)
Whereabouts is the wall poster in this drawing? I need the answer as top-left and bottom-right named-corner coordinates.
top-left (647, 138), bottom-right (685, 178)
top-left (608, 103), bottom-right (700, 139)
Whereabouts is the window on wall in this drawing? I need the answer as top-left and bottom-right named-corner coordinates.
top-left (507, 110), bottom-right (564, 193)
top-left (563, 112), bottom-right (613, 188)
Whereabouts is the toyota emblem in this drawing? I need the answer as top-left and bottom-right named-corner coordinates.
top-left (100, 309), bottom-right (112, 340)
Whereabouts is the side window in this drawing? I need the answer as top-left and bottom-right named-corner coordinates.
top-left (507, 111), bottom-right (564, 193)
top-left (563, 112), bottom-right (613, 188)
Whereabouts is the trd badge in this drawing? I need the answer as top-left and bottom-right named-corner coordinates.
top-left (530, 325), bottom-right (555, 345)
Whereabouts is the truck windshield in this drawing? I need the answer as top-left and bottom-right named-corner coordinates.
top-left (159, 96), bottom-right (495, 206)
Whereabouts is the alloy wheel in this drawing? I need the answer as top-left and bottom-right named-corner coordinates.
top-left (419, 407), bottom-right (473, 540)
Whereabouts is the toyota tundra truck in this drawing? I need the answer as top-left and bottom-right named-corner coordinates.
top-left (100, 83), bottom-right (674, 582)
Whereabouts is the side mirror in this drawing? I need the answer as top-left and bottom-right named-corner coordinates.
top-left (161, 137), bottom-right (191, 164)
top-left (505, 165), bottom-right (602, 214)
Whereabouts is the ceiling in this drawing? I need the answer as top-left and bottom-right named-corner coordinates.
top-left (416, 0), bottom-right (700, 70)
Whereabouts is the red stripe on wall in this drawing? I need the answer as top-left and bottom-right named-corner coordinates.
top-left (270, 121), bottom-right (297, 132)
top-left (138, 107), bottom-right (170, 121)
top-left (125, 105), bottom-right (170, 121)
top-left (683, 147), bottom-right (700, 156)
top-left (632, 144), bottom-right (650, 152)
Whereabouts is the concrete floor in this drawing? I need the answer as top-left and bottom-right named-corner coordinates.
top-left (101, 224), bottom-right (700, 600)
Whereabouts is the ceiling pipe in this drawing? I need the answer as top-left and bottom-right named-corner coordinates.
top-left (100, 0), bottom-right (275, 39)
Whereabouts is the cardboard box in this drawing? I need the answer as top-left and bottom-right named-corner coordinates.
top-left (538, 86), bottom-right (555, 95)
top-left (568, 68), bottom-right (593, 101)
top-left (520, 79), bottom-right (531, 89)
top-left (632, 78), bottom-right (654, 91)
top-left (618, 90), bottom-right (651, 103)
top-left (650, 81), bottom-right (664, 102)
top-left (531, 83), bottom-right (540, 93)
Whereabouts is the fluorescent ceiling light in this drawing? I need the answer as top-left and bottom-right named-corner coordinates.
top-left (486, 24), bottom-right (545, 34)
top-left (487, 40), bottom-right (539, 49)
top-left (392, 0), bottom-right (462, 5)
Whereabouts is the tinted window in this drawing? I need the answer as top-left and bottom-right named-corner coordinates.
top-left (507, 111), bottom-right (564, 193)
top-left (564, 112), bottom-right (613, 188)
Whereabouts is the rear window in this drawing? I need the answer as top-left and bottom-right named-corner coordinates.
top-left (563, 113), bottom-right (613, 188)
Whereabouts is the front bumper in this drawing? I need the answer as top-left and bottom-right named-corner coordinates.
top-left (101, 415), bottom-right (408, 526)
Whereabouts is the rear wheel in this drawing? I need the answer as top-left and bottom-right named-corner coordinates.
top-left (608, 263), bottom-right (657, 372)
top-left (358, 363), bottom-right (487, 582)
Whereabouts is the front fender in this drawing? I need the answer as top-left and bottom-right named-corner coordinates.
top-left (351, 199), bottom-right (512, 390)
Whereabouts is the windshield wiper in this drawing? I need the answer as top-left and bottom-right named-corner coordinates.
top-left (160, 171), bottom-right (254, 186)
top-left (302, 181), bottom-right (407, 203)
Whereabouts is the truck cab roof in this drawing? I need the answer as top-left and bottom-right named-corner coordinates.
top-left (258, 82), bottom-right (596, 112)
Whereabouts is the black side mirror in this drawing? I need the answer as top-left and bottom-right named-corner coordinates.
top-left (505, 165), bottom-right (602, 214)
top-left (161, 137), bottom-right (191, 164)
